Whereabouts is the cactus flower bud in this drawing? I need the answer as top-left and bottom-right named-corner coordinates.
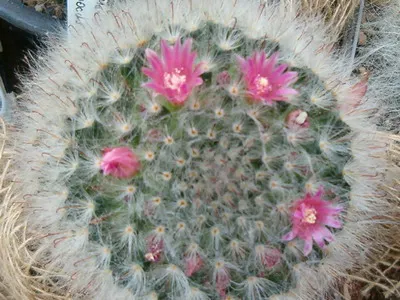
top-left (101, 147), bottom-right (141, 179)
top-left (286, 109), bottom-right (310, 129)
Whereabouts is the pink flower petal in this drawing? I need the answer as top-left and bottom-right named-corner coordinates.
top-left (282, 230), bottom-right (297, 241)
top-left (193, 77), bottom-right (204, 86)
top-left (142, 82), bottom-right (165, 95)
top-left (303, 237), bottom-right (313, 256)
top-left (193, 63), bottom-right (207, 77)
top-left (161, 39), bottom-right (174, 70)
top-left (275, 88), bottom-right (298, 97)
top-left (277, 72), bottom-right (298, 84)
top-left (315, 187), bottom-right (324, 197)
top-left (236, 55), bottom-right (247, 70)
top-left (323, 216), bottom-right (342, 228)
top-left (312, 229), bottom-right (327, 248)
top-left (145, 49), bottom-right (164, 73)
top-left (320, 227), bottom-right (334, 242)
top-left (185, 254), bottom-right (203, 276)
top-left (181, 39), bottom-right (194, 66)
top-left (262, 52), bottom-right (279, 74)
top-left (271, 64), bottom-right (288, 76)
top-left (142, 67), bottom-right (159, 80)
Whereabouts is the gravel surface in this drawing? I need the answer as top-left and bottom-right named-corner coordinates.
top-left (22, 0), bottom-right (65, 19)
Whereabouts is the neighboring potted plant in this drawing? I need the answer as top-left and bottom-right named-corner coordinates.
top-left (0, 0), bottom-right (64, 110)
top-left (0, 0), bottom-right (62, 36)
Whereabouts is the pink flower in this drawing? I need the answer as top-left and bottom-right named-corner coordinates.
top-left (282, 188), bottom-right (342, 256)
top-left (184, 254), bottom-right (203, 276)
top-left (142, 39), bottom-right (205, 105)
top-left (286, 109), bottom-right (310, 129)
top-left (144, 235), bottom-right (164, 263)
top-left (255, 245), bottom-right (282, 269)
top-left (339, 79), bottom-right (368, 112)
top-left (101, 147), bottom-right (141, 179)
top-left (145, 128), bottom-right (163, 143)
top-left (216, 71), bottom-right (231, 86)
top-left (237, 52), bottom-right (298, 104)
top-left (214, 261), bottom-right (231, 298)
top-left (216, 273), bottom-right (230, 298)
top-left (351, 80), bottom-right (368, 105)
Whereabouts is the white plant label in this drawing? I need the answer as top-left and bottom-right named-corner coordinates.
top-left (0, 77), bottom-right (6, 116)
top-left (67, 0), bottom-right (108, 28)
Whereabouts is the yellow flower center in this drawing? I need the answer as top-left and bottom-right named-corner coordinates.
top-left (303, 208), bottom-right (317, 224)
top-left (125, 226), bottom-right (134, 234)
top-left (164, 68), bottom-right (187, 91)
top-left (255, 74), bottom-right (271, 93)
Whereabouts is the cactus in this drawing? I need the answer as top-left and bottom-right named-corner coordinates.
top-left (9, 1), bottom-right (398, 299)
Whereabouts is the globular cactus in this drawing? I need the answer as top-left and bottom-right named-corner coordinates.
top-left (6, 1), bottom-right (398, 299)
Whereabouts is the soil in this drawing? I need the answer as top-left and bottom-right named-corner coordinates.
top-left (22, 0), bottom-right (65, 19)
